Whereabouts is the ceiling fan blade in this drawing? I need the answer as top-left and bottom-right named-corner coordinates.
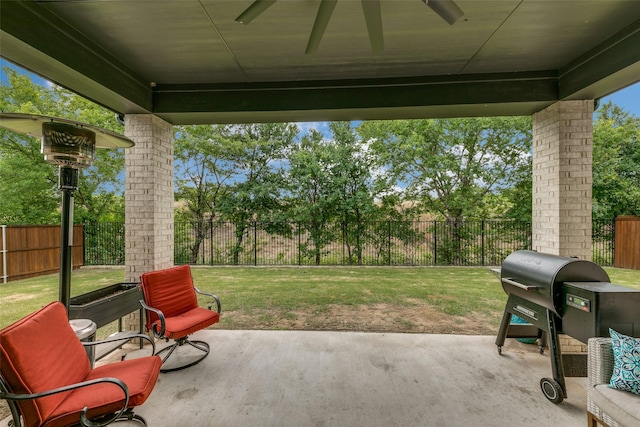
top-left (361, 0), bottom-right (384, 52)
top-left (422, 0), bottom-right (464, 25)
top-left (306, 0), bottom-right (339, 54)
top-left (236, 0), bottom-right (278, 24)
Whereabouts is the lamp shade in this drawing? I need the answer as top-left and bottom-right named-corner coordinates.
top-left (0, 112), bottom-right (134, 149)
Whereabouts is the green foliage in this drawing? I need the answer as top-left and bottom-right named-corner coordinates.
top-left (359, 117), bottom-right (532, 264)
top-left (0, 147), bottom-right (59, 224)
top-left (285, 128), bottom-right (338, 264)
top-left (174, 124), bottom-right (239, 263)
top-left (215, 123), bottom-right (299, 264)
top-left (499, 175), bottom-right (532, 221)
top-left (285, 123), bottom-right (394, 264)
top-left (358, 116), bottom-right (532, 221)
top-left (1, 69), bottom-right (58, 224)
top-left (329, 122), bottom-right (384, 265)
top-left (593, 102), bottom-right (640, 221)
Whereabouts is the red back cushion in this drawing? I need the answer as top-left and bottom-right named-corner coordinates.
top-left (0, 301), bottom-right (91, 427)
top-left (140, 265), bottom-right (198, 330)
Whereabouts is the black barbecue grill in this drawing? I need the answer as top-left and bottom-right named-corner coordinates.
top-left (495, 250), bottom-right (640, 404)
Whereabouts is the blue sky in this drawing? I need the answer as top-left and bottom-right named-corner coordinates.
top-left (1, 59), bottom-right (50, 87)
top-left (599, 82), bottom-right (640, 116)
top-left (2, 57), bottom-right (639, 126)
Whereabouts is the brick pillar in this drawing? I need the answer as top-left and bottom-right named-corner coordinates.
top-left (123, 114), bottom-right (174, 332)
top-left (532, 100), bottom-right (594, 260)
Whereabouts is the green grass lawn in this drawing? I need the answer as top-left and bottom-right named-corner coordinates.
top-left (1, 266), bottom-right (639, 335)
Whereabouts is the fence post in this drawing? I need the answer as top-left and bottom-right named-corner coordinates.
top-left (1, 224), bottom-right (6, 283)
top-left (481, 220), bottom-right (485, 266)
top-left (201, 222), bottom-right (205, 264)
top-left (298, 222), bottom-right (301, 266)
top-left (387, 221), bottom-right (392, 266)
top-left (254, 221), bottom-right (258, 266)
top-left (433, 221), bottom-right (437, 266)
top-left (342, 222), bottom-right (345, 265)
top-left (81, 223), bottom-right (86, 267)
top-left (210, 219), bottom-right (213, 266)
top-left (611, 217), bottom-right (616, 266)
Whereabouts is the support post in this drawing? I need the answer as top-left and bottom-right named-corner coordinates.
top-left (532, 100), bottom-right (594, 259)
top-left (124, 114), bottom-right (174, 334)
top-left (59, 166), bottom-right (78, 312)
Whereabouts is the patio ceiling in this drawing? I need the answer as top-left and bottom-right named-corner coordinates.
top-left (1, 1), bottom-right (640, 124)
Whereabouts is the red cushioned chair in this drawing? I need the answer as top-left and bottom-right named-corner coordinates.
top-left (0, 301), bottom-right (161, 427)
top-left (139, 265), bottom-right (221, 373)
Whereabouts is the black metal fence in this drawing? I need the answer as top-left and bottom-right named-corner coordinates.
top-left (83, 222), bottom-right (125, 265)
top-left (172, 220), bottom-right (532, 266)
top-left (83, 219), bottom-right (616, 267)
top-left (592, 219), bottom-right (616, 266)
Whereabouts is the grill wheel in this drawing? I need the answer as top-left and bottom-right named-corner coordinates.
top-left (540, 378), bottom-right (564, 404)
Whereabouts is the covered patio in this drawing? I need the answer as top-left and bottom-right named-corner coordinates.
top-left (1, 1), bottom-right (640, 426)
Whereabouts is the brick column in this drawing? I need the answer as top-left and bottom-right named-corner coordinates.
top-left (123, 114), bottom-right (174, 333)
top-left (532, 100), bottom-right (595, 369)
top-left (532, 100), bottom-right (594, 260)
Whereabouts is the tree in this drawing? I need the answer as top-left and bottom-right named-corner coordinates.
top-left (216, 123), bottom-right (298, 264)
top-left (592, 102), bottom-right (640, 222)
top-left (285, 122), bottom-right (398, 265)
top-left (499, 174), bottom-right (532, 222)
top-left (285, 129), bottom-right (338, 264)
top-left (328, 122), bottom-right (382, 265)
top-left (1, 69), bottom-right (59, 224)
top-left (174, 124), bottom-right (236, 264)
top-left (0, 67), bottom-right (127, 224)
top-left (359, 116), bottom-right (532, 264)
top-left (0, 142), bottom-right (59, 224)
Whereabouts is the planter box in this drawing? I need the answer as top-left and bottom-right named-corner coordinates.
top-left (69, 282), bottom-right (142, 328)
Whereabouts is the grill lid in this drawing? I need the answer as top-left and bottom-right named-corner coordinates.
top-left (500, 250), bottom-right (610, 315)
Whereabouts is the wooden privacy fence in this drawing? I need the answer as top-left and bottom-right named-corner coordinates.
top-left (614, 216), bottom-right (640, 270)
top-left (0, 225), bottom-right (83, 283)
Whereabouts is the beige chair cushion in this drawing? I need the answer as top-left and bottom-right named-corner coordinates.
top-left (591, 384), bottom-right (640, 427)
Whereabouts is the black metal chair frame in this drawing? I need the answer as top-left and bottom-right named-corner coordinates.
top-left (139, 287), bottom-right (221, 373)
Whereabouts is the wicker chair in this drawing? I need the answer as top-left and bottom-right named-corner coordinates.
top-left (587, 337), bottom-right (640, 427)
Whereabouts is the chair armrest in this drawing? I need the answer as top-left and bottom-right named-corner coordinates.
top-left (82, 333), bottom-right (156, 355)
top-left (195, 286), bottom-right (222, 313)
top-left (139, 299), bottom-right (167, 338)
top-left (0, 376), bottom-right (129, 427)
top-left (588, 337), bottom-right (614, 388)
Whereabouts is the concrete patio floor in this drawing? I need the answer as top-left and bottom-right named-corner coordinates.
top-left (0, 330), bottom-right (589, 426)
top-left (114, 330), bottom-right (588, 427)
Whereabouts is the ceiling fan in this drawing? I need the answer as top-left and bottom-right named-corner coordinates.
top-left (235, 0), bottom-right (464, 54)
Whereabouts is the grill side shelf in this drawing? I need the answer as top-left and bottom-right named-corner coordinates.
top-left (502, 277), bottom-right (539, 291)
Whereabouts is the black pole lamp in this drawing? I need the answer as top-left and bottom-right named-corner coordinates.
top-left (0, 113), bottom-right (134, 314)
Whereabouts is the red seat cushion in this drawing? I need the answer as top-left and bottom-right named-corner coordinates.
top-left (46, 356), bottom-right (162, 427)
top-left (151, 307), bottom-right (220, 339)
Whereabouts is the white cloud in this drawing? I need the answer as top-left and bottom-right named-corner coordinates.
top-left (295, 121), bottom-right (331, 138)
